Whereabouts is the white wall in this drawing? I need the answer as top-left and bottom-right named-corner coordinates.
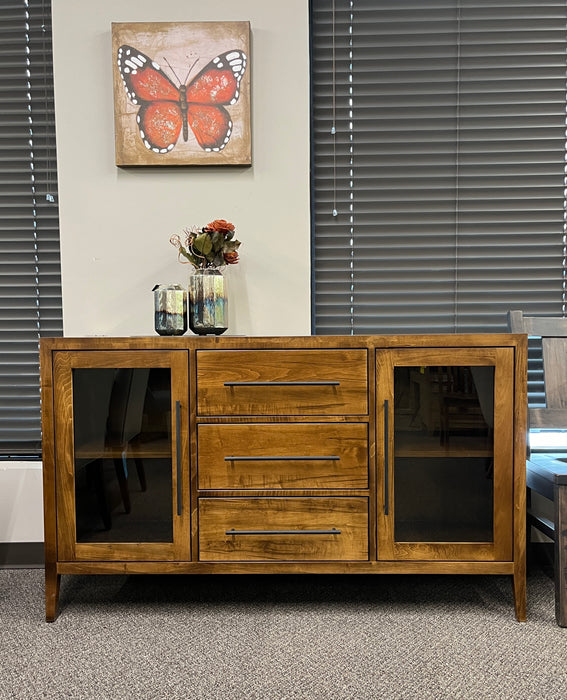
top-left (1, 0), bottom-right (310, 546)
top-left (52, 0), bottom-right (311, 337)
top-left (0, 463), bottom-right (43, 544)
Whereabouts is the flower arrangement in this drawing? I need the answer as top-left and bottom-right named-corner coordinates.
top-left (170, 219), bottom-right (241, 269)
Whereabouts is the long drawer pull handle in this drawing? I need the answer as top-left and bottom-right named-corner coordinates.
top-left (224, 455), bottom-right (340, 462)
top-left (226, 528), bottom-right (341, 536)
top-left (384, 398), bottom-right (389, 516)
top-left (223, 381), bottom-right (340, 387)
top-left (176, 400), bottom-right (182, 517)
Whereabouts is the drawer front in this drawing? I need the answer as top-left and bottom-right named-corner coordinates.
top-left (196, 349), bottom-right (368, 415)
top-left (198, 497), bottom-right (369, 561)
top-left (197, 423), bottom-right (368, 489)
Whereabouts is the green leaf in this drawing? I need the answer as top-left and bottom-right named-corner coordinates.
top-left (222, 239), bottom-right (241, 254)
top-left (211, 231), bottom-right (224, 252)
top-left (193, 233), bottom-right (213, 256)
top-left (179, 245), bottom-right (200, 267)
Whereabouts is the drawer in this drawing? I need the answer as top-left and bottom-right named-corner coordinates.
top-left (196, 349), bottom-right (368, 415)
top-left (198, 497), bottom-right (369, 561)
top-left (197, 423), bottom-right (368, 489)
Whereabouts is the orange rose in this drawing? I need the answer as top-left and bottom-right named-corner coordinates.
top-left (205, 219), bottom-right (235, 236)
top-left (223, 251), bottom-right (240, 265)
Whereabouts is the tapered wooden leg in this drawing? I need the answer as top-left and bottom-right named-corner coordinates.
top-left (45, 564), bottom-right (60, 622)
top-left (513, 480), bottom-right (527, 622)
top-left (513, 503), bottom-right (527, 624)
top-left (512, 570), bottom-right (527, 622)
top-left (554, 482), bottom-right (567, 627)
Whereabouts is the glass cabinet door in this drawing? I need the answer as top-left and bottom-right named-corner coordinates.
top-left (376, 347), bottom-right (514, 561)
top-left (53, 350), bottom-right (189, 561)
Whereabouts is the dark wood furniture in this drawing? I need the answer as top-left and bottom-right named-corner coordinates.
top-left (40, 334), bottom-right (527, 621)
top-left (508, 310), bottom-right (567, 626)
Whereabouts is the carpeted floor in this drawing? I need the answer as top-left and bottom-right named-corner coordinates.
top-left (1, 566), bottom-right (566, 699)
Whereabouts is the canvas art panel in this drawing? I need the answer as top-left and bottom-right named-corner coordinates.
top-left (112, 21), bottom-right (251, 166)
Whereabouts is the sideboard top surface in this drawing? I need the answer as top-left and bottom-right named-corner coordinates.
top-left (39, 333), bottom-right (527, 352)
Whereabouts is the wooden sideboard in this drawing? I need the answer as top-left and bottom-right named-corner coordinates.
top-left (40, 334), bottom-right (527, 621)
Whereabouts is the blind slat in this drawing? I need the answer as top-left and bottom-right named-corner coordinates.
top-left (0, 0), bottom-right (62, 456)
top-left (312, 0), bottom-right (567, 347)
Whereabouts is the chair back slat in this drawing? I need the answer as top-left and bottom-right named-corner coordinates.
top-left (508, 310), bottom-right (567, 429)
top-left (542, 337), bottom-right (567, 409)
top-left (529, 407), bottom-right (567, 429)
top-left (508, 310), bottom-right (567, 337)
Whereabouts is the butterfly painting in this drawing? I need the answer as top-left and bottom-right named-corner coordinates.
top-left (112, 22), bottom-right (251, 166)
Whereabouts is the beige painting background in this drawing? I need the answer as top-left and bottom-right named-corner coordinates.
top-left (112, 21), bottom-right (251, 166)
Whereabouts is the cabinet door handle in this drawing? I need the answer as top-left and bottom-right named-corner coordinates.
top-left (224, 455), bottom-right (340, 462)
top-left (223, 381), bottom-right (341, 387)
top-left (226, 528), bottom-right (341, 536)
top-left (384, 399), bottom-right (389, 515)
top-left (175, 400), bottom-right (182, 517)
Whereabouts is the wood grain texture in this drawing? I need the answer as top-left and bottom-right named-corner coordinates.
top-left (492, 348), bottom-right (515, 562)
top-left (52, 351), bottom-right (76, 561)
top-left (44, 564), bottom-right (60, 622)
top-left (56, 560), bottom-right (515, 575)
top-left (513, 332), bottom-right (527, 623)
top-left (40, 334), bottom-right (526, 621)
top-left (51, 349), bottom-right (191, 563)
top-left (376, 346), bottom-right (516, 563)
top-left (197, 423), bottom-right (368, 489)
top-left (196, 349), bottom-right (368, 416)
top-left (198, 497), bottom-right (369, 561)
top-left (39, 334), bottom-right (526, 352)
top-left (39, 338), bottom-right (58, 619)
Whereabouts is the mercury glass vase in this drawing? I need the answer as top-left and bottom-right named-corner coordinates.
top-left (153, 283), bottom-right (187, 336)
top-left (188, 268), bottom-right (228, 335)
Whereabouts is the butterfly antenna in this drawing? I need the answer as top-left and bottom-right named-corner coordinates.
top-left (163, 57), bottom-right (182, 85)
top-left (183, 58), bottom-right (200, 85)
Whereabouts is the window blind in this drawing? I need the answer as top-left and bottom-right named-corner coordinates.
top-left (311, 0), bottom-right (567, 335)
top-left (0, 0), bottom-right (62, 457)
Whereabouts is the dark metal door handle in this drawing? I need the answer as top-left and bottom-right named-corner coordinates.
top-left (226, 528), bottom-right (341, 536)
top-left (224, 455), bottom-right (340, 462)
top-left (175, 400), bottom-right (182, 516)
top-left (384, 399), bottom-right (389, 515)
top-left (223, 381), bottom-right (341, 387)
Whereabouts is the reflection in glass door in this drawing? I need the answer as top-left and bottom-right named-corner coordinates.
top-left (72, 367), bottom-right (173, 543)
top-left (393, 365), bottom-right (495, 543)
top-left (376, 346), bottom-right (514, 562)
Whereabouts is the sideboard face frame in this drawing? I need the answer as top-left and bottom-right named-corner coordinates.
top-left (39, 334), bottom-right (527, 621)
top-left (50, 349), bottom-right (190, 563)
top-left (375, 345), bottom-right (515, 562)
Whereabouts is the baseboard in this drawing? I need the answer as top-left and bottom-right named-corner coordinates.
top-left (0, 542), bottom-right (44, 568)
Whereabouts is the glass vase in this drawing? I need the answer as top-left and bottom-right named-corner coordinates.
top-left (188, 268), bottom-right (228, 335)
top-left (153, 284), bottom-right (187, 336)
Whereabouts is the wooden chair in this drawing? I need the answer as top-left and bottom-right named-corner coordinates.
top-left (508, 310), bottom-right (567, 626)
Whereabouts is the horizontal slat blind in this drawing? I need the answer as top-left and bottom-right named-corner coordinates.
top-left (0, 0), bottom-right (62, 456)
top-left (311, 0), bottom-right (567, 334)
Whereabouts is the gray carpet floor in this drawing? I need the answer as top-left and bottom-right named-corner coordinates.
top-left (1, 566), bottom-right (566, 699)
